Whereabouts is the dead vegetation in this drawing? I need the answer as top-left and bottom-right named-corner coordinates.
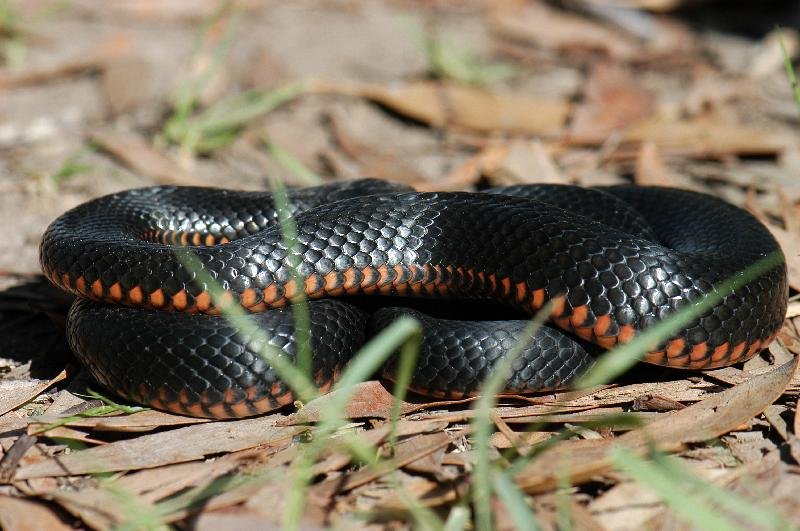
top-left (2, 1), bottom-right (800, 529)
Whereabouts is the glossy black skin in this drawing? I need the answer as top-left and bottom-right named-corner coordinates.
top-left (40, 180), bottom-right (787, 418)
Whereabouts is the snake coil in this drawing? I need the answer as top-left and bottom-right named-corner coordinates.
top-left (40, 180), bottom-right (787, 418)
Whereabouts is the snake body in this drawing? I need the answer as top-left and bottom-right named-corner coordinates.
top-left (40, 180), bottom-right (788, 418)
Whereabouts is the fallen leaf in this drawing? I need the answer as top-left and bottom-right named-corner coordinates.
top-left (425, 143), bottom-right (511, 191)
top-left (315, 80), bottom-right (569, 135)
top-left (0, 34), bottom-right (132, 89)
top-left (0, 370), bottom-right (67, 417)
top-left (278, 381), bottom-right (416, 425)
top-left (485, 140), bottom-right (569, 186)
top-left (46, 485), bottom-right (154, 531)
top-left (311, 431), bottom-right (451, 498)
top-left (0, 495), bottom-right (73, 531)
top-left (634, 141), bottom-right (681, 187)
top-left (619, 116), bottom-right (789, 157)
top-left (327, 111), bottom-right (428, 184)
top-left (0, 434), bottom-right (37, 482)
top-left (14, 416), bottom-right (306, 478)
top-left (101, 57), bottom-right (152, 116)
top-left (116, 447), bottom-right (266, 503)
top-left (89, 130), bottom-right (201, 186)
top-left (569, 63), bottom-right (655, 144)
top-left (490, 2), bottom-right (641, 59)
top-left (515, 355), bottom-right (798, 492)
top-left (28, 409), bottom-right (208, 433)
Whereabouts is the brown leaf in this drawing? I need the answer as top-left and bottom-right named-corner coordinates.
top-left (0, 434), bottom-right (37, 483)
top-left (425, 143), bottom-right (511, 191)
top-left (744, 192), bottom-right (800, 291)
top-left (278, 381), bottom-right (416, 425)
top-left (90, 130), bottom-right (201, 186)
top-left (0, 34), bottom-right (132, 90)
top-left (0, 370), bottom-right (67, 417)
top-left (634, 142), bottom-right (680, 187)
top-left (316, 80), bottom-right (569, 135)
top-left (620, 116), bottom-right (789, 157)
top-left (46, 486), bottom-right (154, 531)
top-left (28, 409), bottom-right (208, 433)
top-left (515, 356), bottom-right (798, 493)
top-left (569, 63), bottom-right (656, 144)
top-left (485, 140), bottom-right (569, 186)
top-left (0, 495), bottom-right (73, 531)
top-left (116, 448), bottom-right (266, 503)
top-left (101, 57), bottom-right (152, 116)
top-left (311, 431), bottom-right (451, 498)
top-left (489, 2), bottom-right (640, 59)
top-left (328, 112), bottom-right (428, 184)
top-left (14, 416), bottom-right (306, 478)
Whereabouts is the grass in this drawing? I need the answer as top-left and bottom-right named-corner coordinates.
top-left (407, 20), bottom-right (518, 86)
top-left (779, 27), bottom-right (800, 113)
top-left (264, 140), bottom-right (323, 186)
top-left (48, 143), bottom-right (97, 186)
top-left (30, 389), bottom-right (146, 437)
top-left (611, 447), bottom-right (793, 530)
top-left (164, 84), bottom-right (306, 157)
top-left (159, 2), bottom-right (307, 159)
top-left (0, 0), bottom-right (70, 69)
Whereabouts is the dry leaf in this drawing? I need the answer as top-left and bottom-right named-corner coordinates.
top-left (15, 416), bottom-right (306, 478)
top-left (90, 130), bottom-right (201, 186)
top-left (0, 370), bottom-right (67, 417)
top-left (101, 57), bottom-right (152, 116)
top-left (279, 381), bottom-right (416, 425)
top-left (515, 356), bottom-right (798, 492)
top-left (0, 34), bottom-right (132, 90)
top-left (569, 63), bottom-right (655, 144)
top-left (0, 495), bottom-right (73, 531)
top-left (620, 116), bottom-right (789, 157)
top-left (311, 431), bottom-right (451, 498)
top-left (489, 1), bottom-right (640, 59)
top-left (634, 141), bottom-right (680, 186)
top-left (28, 409), bottom-right (208, 433)
top-left (485, 140), bottom-right (568, 186)
top-left (316, 80), bottom-right (569, 135)
top-left (328, 111), bottom-right (428, 185)
top-left (422, 143), bottom-right (511, 191)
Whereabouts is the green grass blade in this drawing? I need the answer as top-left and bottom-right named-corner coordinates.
top-left (332, 316), bottom-right (421, 397)
top-left (471, 302), bottom-right (552, 531)
top-left (269, 178), bottom-right (313, 382)
top-left (611, 446), bottom-right (741, 531)
top-left (282, 317), bottom-right (422, 530)
top-left (173, 249), bottom-right (319, 402)
top-left (387, 324), bottom-right (422, 452)
top-left (492, 471), bottom-right (541, 531)
top-left (647, 451), bottom-right (792, 530)
top-left (443, 506), bottom-right (470, 531)
top-left (264, 140), bottom-right (323, 186)
top-left (778, 27), bottom-right (800, 114)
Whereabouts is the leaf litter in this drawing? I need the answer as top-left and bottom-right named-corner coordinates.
top-left (2, 1), bottom-right (800, 529)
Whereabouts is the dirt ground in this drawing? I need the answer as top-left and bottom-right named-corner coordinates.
top-left (3, 1), bottom-right (800, 529)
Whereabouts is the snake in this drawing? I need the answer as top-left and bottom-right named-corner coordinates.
top-left (39, 179), bottom-right (788, 418)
